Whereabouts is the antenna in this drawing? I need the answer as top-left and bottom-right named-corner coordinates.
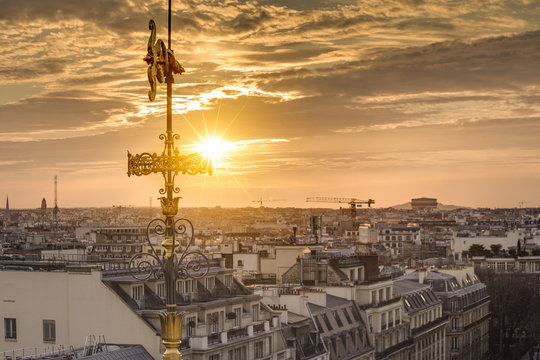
top-left (53, 175), bottom-right (58, 232)
top-left (54, 176), bottom-right (57, 208)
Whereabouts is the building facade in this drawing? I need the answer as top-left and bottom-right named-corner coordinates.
top-left (402, 268), bottom-right (490, 360)
top-left (0, 259), bottom-right (291, 360)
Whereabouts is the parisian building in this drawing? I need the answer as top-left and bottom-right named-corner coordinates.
top-left (0, 259), bottom-right (291, 360)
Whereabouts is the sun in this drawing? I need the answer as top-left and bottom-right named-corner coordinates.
top-left (192, 137), bottom-right (237, 165)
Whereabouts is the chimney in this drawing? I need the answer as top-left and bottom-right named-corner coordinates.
top-left (236, 261), bottom-right (244, 282)
top-left (418, 268), bottom-right (427, 284)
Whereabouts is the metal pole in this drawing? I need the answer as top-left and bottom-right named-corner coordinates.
top-left (128, 0), bottom-right (212, 357)
top-left (160, 1), bottom-right (183, 359)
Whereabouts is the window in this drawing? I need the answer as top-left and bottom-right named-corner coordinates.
top-left (234, 308), bottom-right (241, 328)
top-left (232, 347), bottom-right (246, 360)
top-left (333, 311), bottom-right (343, 327)
top-left (322, 314), bottom-right (332, 330)
top-left (381, 313), bottom-right (386, 330)
top-left (252, 304), bottom-right (258, 322)
top-left (452, 336), bottom-right (458, 349)
top-left (132, 285), bottom-right (143, 301)
top-left (254, 341), bottom-right (264, 359)
top-left (452, 318), bottom-right (458, 330)
top-left (4, 318), bottom-right (16, 340)
top-left (225, 275), bottom-right (233, 287)
top-left (157, 282), bottom-right (166, 298)
top-left (187, 316), bottom-right (196, 337)
top-left (43, 320), bottom-right (56, 342)
top-left (176, 280), bottom-right (183, 293)
top-left (314, 316), bottom-right (323, 331)
top-left (209, 354), bottom-right (220, 360)
top-left (210, 312), bottom-right (219, 334)
top-left (395, 309), bottom-right (400, 325)
top-left (342, 309), bottom-right (352, 324)
top-left (206, 277), bottom-right (214, 290)
top-left (404, 298), bottom-right (411, 309)
top-left (184, 279), bottom-right (192, 293)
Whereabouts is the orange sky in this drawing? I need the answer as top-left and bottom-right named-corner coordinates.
top-left (0, 0), bottom-right (539, 209)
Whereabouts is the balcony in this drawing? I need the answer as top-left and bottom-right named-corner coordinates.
top-left (411, 316), bottom-right (448, 337)
top-left (253, 321), bottom-right (269, 334)
top-left (227, 327), bottom-right (248, 340)
top-left (208, 333), bottom-right (220, 345)
top-left (375, 338), bottom-right (414, 360)
top-left (358, 295), bottom-right (401, 310)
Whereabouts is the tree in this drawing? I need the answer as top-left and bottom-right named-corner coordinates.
top-left (468, 243), bottom-right (488, 257)
top-left (477, 270), bottom-right (540, 359)
top-left (490, 244), bottom-right (502, 257)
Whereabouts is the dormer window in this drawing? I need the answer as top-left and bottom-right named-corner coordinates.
top-left (157, 282), bottom-right (165, 298)
top-left (132, 284), bottom-right (143, 301)
top-left (252, 304), bottom-right (259, 322)
top-left (404, 298), bottom-right (411, 309)
top-left (184, 279), bottom-right (192, 293)
top-left (206, 277), bottom-right (214, 290)
top-left (225, 275), bottom-right (233, 287)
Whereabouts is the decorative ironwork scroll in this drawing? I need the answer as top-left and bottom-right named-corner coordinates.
top-left (127, 151), bottom-right (212, 177)
top-left (128, 218), bottom-right (209, 281)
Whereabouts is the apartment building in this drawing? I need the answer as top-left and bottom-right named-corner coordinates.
top-left (402, 268), bottom-right (490, 360)
top-left (87, 226), bottom-right (146, 259)
top-left (393, 277), bottom-right (447, 360)
top-left (263, 288), bottom-right (374, 360)
top-left (0, 259), bottom-right (291, 360)
top-left (376, 224), bottom-right (420, 258)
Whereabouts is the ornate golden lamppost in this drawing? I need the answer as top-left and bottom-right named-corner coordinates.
top-left (127, 1), bottom-right (212, 359)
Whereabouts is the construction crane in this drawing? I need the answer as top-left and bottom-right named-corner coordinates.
top-left (306, 197), bottom-right (375, 233)
top-left (252, 197), bottom-right (284, 208)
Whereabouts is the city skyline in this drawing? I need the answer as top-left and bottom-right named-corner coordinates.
top-left (1, 0), bottom-right (540, 209)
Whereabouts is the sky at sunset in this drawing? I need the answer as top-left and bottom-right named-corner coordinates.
top-left (1, 0), bottom-right (539, 209)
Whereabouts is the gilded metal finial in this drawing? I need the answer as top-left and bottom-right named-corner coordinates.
top-left (127, 4), bottom-right (213, 359)
top-left (144, 19), bottom-right (185, 101)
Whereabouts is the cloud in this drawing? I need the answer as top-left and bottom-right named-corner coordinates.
top-left (0, 90), bottom-right (145, 141)
top-left (1, 0), bottom-right (540, 207)
top-left (0, 58), bottom-right (70, 81)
